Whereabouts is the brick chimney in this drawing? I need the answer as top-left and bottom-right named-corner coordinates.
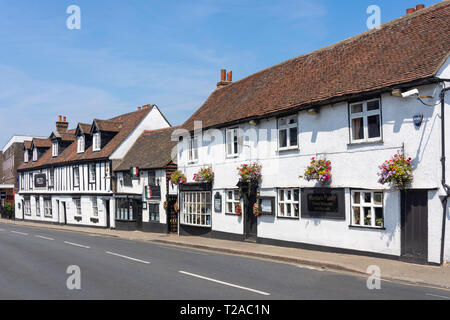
top-left (56, 115), bottom-right (68, 133)
top-left (416, 4), bottom-right (425, 10)
top-left (217, 69), bottom-right (233, 89)
top-left (406, 8), bottom-right (416, 14)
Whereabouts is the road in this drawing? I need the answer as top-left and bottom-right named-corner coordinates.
top-left (0, 221), bottom-right (449, 300)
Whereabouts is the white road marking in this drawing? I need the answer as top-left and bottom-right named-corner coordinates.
top-left (35, 235), bottom-right (54, 241)
top-left (297, 265), bottom-right (324, 272)
top-left (105, 251), bottom-right (151, 264)
top-left (426, 293), bottom-right (450, 300)
top-left (0, 228), bottom-right (5, 231)
top-left (179, 271), bottom-right (271, 296)
top-left (64, 241), bottom-right (90, 249)
top-left (11, 231), bottom-right (28, 235)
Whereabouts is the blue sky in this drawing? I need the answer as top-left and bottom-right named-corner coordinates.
top-left (0, 0), bottom-right (440, 146)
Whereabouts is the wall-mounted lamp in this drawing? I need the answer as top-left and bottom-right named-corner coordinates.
top-left (249, 119), bottom-right (259, 126)
top-left (307, 107), bottom-right (320, 115)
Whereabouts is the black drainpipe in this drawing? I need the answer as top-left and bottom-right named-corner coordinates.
top-left (439, 81), bottom-right (450, 265)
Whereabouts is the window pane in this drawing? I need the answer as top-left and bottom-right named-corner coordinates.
top-left (279, 129), bottom-right (287, 148)
top-left (367, 100), bottom-right (380, 111)
top-left (289, 127), bottom-right (298, 146)
top-left (287, 190), bottom-right (292, 200)
top-left (294, 189), bottom-right (299, 202)
top-left (368, 115), bottom-right (381, 138)
top-left (354, 207), bottom-right (361, 225)
top-left (364, 193), bottom-right (371, 203)
top-left (351, 104), bottom-right (363, 113)
top-left (374, 193), bottom-right (383, 205)
top-left (352, 118), bottom-right (364, 140)
top-left (227, 203), bottom-right (233, 213)
top-left (364, 207), bottom-right (372, 226)
top-left (353, 192), bottom-right (360, 204)
top-left (280, 203), bottom-right (285, 216)
top-left (375, 208), bottom-right (383, 227)
top-left (287, 204), bottom-right (291, 216)
top-left (279, 190), bottom-right (284, 201)
top-left (234, 192), bottom-right (240, 201)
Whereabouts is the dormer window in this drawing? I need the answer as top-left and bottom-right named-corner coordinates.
top-left (52, 141), bottom-right (58, 157)
top-left (77, 135), bottom-right (85, 153)
top-left (32, 148), bottom-right (38, 162)
top-left (93, 133), bottom-right (101, 151)
top-left (24, 150), bottom-right (29, 163)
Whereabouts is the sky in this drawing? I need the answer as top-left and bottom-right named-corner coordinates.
top-left (0, 0), bottom-right (441, 146)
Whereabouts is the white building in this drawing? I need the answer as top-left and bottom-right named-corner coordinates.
top-left (113, 127), bottom-right (178, 233)
top-left (15, 105), bottom-right (171, 229)
top-left (175, 3), bottom-right (450, 265)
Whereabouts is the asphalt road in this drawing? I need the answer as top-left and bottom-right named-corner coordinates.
top-left (0, 222), bottom-right (449, 300)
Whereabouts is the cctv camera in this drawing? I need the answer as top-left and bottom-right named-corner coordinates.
top-left (401, 88), bottom-right (419, 98)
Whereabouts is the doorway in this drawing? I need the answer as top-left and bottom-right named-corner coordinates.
top-left (62, 202), bottom-right (67, 225)
top-left (167, 195), bottom-right (178, 233)
top-left (401, 189), bottom-right (428, 263)
top-left (104, 199), bottom-right (110, 228)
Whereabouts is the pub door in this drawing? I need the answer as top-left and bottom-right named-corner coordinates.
top-left (243, 187), bottom-right (258, 241)
top-left (401, 189), bottom-right (428, 263)
top-left (135, 200), bottom-right (143, 230)
top-left (167, 195), bottom-right (178, 233)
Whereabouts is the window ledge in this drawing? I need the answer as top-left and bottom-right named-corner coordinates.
top-left (277, 215), bottom-right (300, 220)
top-left (277, 146), bottom-right (299, 153)
top-left (347, 140), bottom-right (383, 147)
top-left (349, 225), bottom-right (385, 230)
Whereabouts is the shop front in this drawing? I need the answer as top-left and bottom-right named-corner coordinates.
top-left (178, 182), bottom-right (212, 236)
top-left (115, 195), bottom-right (143, 231)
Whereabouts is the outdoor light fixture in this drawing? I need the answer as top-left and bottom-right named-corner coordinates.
top-left (401, 88), bottom-right (420, 98)
top-left (307, 107), bottom-right (320, 115)
top-left (391, 89), bottom-right (403, 97)
top-left (249, 119), bottom-right (259, 126)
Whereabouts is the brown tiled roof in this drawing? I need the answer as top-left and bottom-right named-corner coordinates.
top-left (32, 138), bottom-right (52, 148)
top-left (183, 2), bottom-right (450, 131)
top-left (77, 123), bottom-right (91, 134)
top-left (115, 126), bottom-right (178, 172)
top-left (93, 120), bottom-right (123, 132)
top-left (18, 108), bottom-right (152, 171)
top-left (23, 141), bottom-right (32, 150)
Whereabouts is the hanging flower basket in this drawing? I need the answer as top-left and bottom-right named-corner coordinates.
top-left (304, 157), bottom-right (332, 184)
top-left (378, 154), bottom-right (413, 190)
top-left (235, 203), bottom-right (242, 216)
top-left (253, 203), bottom-right (260, 217)
top-left (163, 201), bottom-right (168, 211)
top-left (170, 170), bottom-right (187, 185)
top-left (193, 167), bottom-right (214, 183)
top-left (237, 163), bottom-right (262, 183)
top-left (173, 201), bottom-right (179, 212)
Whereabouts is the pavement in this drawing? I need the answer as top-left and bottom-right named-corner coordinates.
top-left (1, 217), bottom-right (449, 292)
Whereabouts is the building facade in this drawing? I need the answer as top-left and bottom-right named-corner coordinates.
top-left (15, 105), bottom-right (171, 228)
top-left (175, 3), bottom-right (450, 265)
top-left (113, 127), bottom-right (178, 233)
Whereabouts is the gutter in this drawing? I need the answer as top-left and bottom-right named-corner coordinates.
top-left (439, 79), bottom-right (450, 265)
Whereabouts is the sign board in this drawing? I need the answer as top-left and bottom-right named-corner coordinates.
top-left (214, 192), bottom-right (222, 213)
top-left (258, 196), bottom-right (275, 216)
top-left (145, 185), bottom-right (161, 200)
top-left (34, 173), bottom-right (47, 188)
top-left (301, 188), bottom-right (345, 220)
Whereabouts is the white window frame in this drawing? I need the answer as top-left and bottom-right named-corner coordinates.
top-left (278, 115), bottom-right (298, 151)
top-left (24, 199), bottom-right (31, 216)
top-left (225, 128), bottom-right (240, 158)
top-left (91, 197), bottom-right (98, 217)
top-left (32, 148), bottom-right (37, 162)
top-left (77, 135), bottom-right (85, 153)
top-left (29, 173), bottom-right (33, 190)
top-left (351, 190), bottom-right (384, 228)
top-left (349, 99), bottom-right (382, 143)
top-left (52, 141), bottom-right (58, 157)
top-left (188, 135), bottom-right (199, 162)
top-left (225, 189), bottom-right (241, 214)
top-left (44, 199), bottom-right (52, 217)
top-left (89, 164), bottom-right (96, 183)
top-left (93, 133), bottom-right (101, 151)
top-left (180, 191), bottom-right (211, 227)
top-left (277, 188), bottom-right (300, 218)
top-left (74, 198), bottom-right (82, 216)
top-left (35, 197), bottom-right (40, 216)
top-left (24, 150), bottom-right (29, 163)
top-left (48, 168), bottom-right (54, 187)
top-left (73, 167), bottom-right (80, 187)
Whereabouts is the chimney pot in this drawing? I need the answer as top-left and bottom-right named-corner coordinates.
top-left (56, 115), bottom-right (68, 133)
top-left (227, 71), bottom-right (232, 82)
top-left (138, 107), bottom-right (142, 110)
top-left (220, 69), bottom-right (226, 82)
top-left (416, 4), bottom-right (425, 10)
top-left (406, 8), bottom-right (416, 14)
top-left (63, 116), bottom-right (66, 122)
top-left (58, 115), bottom-right (62, 122)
